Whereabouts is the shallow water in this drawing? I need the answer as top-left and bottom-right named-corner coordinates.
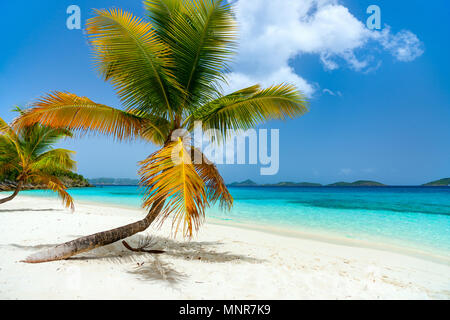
top-left (16, 186), bottom-right (450, 258)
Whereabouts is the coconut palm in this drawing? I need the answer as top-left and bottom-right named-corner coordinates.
top-left (0, 112), bottom-right (75, 209)
top-left (14, 0), bottom-right (308, 263)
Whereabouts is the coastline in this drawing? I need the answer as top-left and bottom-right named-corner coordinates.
top-left (0, 195), bottom-right (449, 299)
top-left (6, 193), bottom-right (450, 265)
top-left (207, 217), bottom-right (450, 266)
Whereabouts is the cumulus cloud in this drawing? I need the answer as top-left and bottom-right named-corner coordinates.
top-left (377, 28), bottom-right (425, 62)
top-left (226, 66), bottom-right (317, 96)
top-left (226, 0), bottom-right (424, 97)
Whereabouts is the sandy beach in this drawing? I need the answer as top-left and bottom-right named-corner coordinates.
top-left (0, 195), bottom-right (449, 300)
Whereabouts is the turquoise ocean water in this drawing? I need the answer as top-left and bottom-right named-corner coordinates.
top-left (14, 186), bottom-right (450, 260)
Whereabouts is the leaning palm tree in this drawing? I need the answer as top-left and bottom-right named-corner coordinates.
top-left (14, 0), bottom-right (308, 263)
top-left (0, 112), bottom-right (75, 209)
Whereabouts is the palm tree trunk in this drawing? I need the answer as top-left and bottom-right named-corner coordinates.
top-left (23, 200), bottom-right (165, 263)
top-left (0, 181), bottom-right (23, 205)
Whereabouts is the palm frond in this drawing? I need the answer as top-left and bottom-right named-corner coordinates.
top-left (87, 8), bottom-right (182, 119)
top-left (0, 163), bottom-right (19, 176)
top-left (146, 0), bottom-right (237, 108)
top-left (145, 0), bottom-right (181, 36)
top-left (0, 136), bottom-right (20, 175)
top-left (190, 146), bottom-right (232, 210)
top-left (12, 106), bottom-right (26, 116)
top-left (139, 139), bottom-right (207, 238)
top-left (0, 116), bottom-right (17, 139)
top-left (129, 110), bottom-right (172, 146)
top-left (20, 125), bottom-right (72, 159)
top-left (13, 92), bottom-right (164, 142)
top-left (31, 174), bottom-right (75, 211)
top-left (192, 84), bottom-right (309, 138)
top-left (32, 149), bottom-right (76, 172)
top-left (0, 117), bottom-right (23, 166)
top-left (0, 116), bottom-right (10, 134)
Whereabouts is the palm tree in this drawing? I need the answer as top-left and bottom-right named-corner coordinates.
top-left (14, 0), bottom-right (309, 263)
top-left (0, 111), bottom-right (75, 209)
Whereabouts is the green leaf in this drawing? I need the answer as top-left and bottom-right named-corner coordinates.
top-left (191, 84), bottom-right (309, 138)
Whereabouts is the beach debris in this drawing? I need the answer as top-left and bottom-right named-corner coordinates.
top-left (122, 238), bottom-right (165, 255)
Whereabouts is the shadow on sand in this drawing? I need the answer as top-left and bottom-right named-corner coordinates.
top-left (0, 208), bottom-right (63, 213)
top-left (9, 233), bottom-right (264, 285)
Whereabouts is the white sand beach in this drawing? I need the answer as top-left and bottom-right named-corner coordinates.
top-left (0, 195), bottom-right (449, 300)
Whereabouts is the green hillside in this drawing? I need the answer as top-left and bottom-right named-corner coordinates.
top-left (262, 182), bottom-right (322, 187)
top-left (422, 178), bottom-right (450, 186)
top-left (89, 178), bottom-right (140, 185)
top-left (228, 179), bottom-right (258, 187)
top-left (327, 180), bottom-right (385, 187)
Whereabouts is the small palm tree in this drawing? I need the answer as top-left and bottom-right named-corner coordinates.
top-left (15, 0), bottom-right (308, 263)
top-left (0, 111), bottom-right (75, 209)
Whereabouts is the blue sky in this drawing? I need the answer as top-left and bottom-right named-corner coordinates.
top-left (1, 0), bottom-right (449, 185)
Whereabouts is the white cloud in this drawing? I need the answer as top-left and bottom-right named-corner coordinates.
top-left (322, 88), bottom-right (342, 97)
top-left (323, 88), bottom-right (336, 96)
top-left (377, 28), bottom-right (424, 62)
top-left (226, 0), bottom-right (424, 97)
top-left (226, 66), bottom-right (317, 97)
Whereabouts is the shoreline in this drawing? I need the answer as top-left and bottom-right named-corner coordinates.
top-left (0, 196), bottom-right (449, 299)
top-left (207, 218), bottom-right (450, 266)
top-left (12, 193), bottom-right (450, 266)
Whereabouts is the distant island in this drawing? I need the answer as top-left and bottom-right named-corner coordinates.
top-left (422, 178), bottom-right (450, 186)
top-left (229, 180), bottom-right (384, 187)
top-left (327, 180), bottom-right (386, 187)
top-left (85, 177), bottom-right (450, 188)
top-left (89, 178), bottom-right (139, 186)
top-left (228, 179), bottom-right (259, 187)
top-left (227, 178), bottom-right (450, 187)
top-left (228, 179), bottom-right (320, 187)
top-left (262, 182), bottom-right (323, 187)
